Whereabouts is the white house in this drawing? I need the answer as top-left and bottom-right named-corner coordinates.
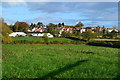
top-left (9, 32), bottom-right (27, 37)
top-left (107, 28), bottom-right (113, 32)
top-left (32, 27), bottom-right (37, 32)
top-left (38, 33), bottom-right (44, 37)
top-left (31, 33), bottom-right (38, 37)
top-left (46, 33), bottom-right (54, 38)
top-left (31, 33), bottom-right (54, 38)
top-left (80, 28), bottom-right (86, 33)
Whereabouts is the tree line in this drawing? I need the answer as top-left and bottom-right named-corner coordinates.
top-left (1, 18), bottom-right (120, 43)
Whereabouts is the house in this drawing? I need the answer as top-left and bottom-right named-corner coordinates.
top-left (38, 33), bottom-right (44, 37)
top-left (32, 27), bottom-right (37, 32)
top-left (107, 28), bottom-right (114, 32)
top-left (60, 27), bottom-right (74, 33)
top-left (80, 28), bottom-right (86, 33)
top-left (85, 26), bottom-right (105, 32)
top-left (31, 33), bottom-right (38, 37)
top-left (36, 29), bottom-right (45, 32)
top-left (27, 25), bottom-right (47, 32)
top-left (31, 33), bottom-right (44, 37)
top-left (46, 33), bottom-right (54, 38)
top-left (86, 27), bottom-right (93, 31)
top-left (31, 33), bottom-right (54, 38)
top-left (114, 29), bottom-right (119, 32)
top-left (107, 28), bottom-right (119, 32)
top-left (9, 32), bottom-right (27, 37)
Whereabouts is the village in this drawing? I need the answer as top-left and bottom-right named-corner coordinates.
top-left (9, 22), bottom-right (119, 38)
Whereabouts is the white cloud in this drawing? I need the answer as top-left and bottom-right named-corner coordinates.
top-left (1, 1), bottom-right (118, 27)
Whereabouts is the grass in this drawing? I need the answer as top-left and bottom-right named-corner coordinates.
top-left (2, 44), bottom-right (119, 78)
top-left (12, 37), bottom-right (74, 42)
top-left (94, 39), bottom-right (120, 41)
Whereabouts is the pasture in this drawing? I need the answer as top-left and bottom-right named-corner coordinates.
top-left (12, 37), bottom-right (74, 42)
top-left (2, 44), bottom-right (119, 78)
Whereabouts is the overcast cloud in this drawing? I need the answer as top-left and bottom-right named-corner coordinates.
top-left (1, 2), bottom-right (118, 28)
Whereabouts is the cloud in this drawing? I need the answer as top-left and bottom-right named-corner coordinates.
top-left (25, 2), bottom-right (118, 21)
top-left (1, 0), bottom-right (27, 7)
top-left (26, 2), bottom-right (117, 13)
top-left (1, 2), bottom-right (118, 27)
top-left (1, 0), bottom-right (120, 2)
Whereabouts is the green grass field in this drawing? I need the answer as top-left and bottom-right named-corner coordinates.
top-left (12, 37), bottom-right (74, 42)
top-left (2, 44), bottom-right (119, 78)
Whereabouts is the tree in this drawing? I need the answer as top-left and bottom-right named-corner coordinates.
top-left (43, 33), bottom-right (49, 44)
top-left (61, 31), bottom-right (67, 37)
top-left (54, 28), bottom-right (61, 37)
top-left (82, 31), bottom-right (96, 41)
top-left (64, 25), bottom-right (74, 28)
top-left (37, 22), bottom-right (43, 26)
top-left (61, 23), bottom-right (64, 27)
top-left (9, 25), bottom-right (14, 30)
top-left (102, 28), bottom-right (106, 34)
top-left (75, 22), bottom-right (84, 28)
top-left (96, 31), bottom-right (103, 38)
top-left (47, 23), bottom-right (57, 36)
top-left (102, 31), bottom-right (110, 39)
top-left (13, 21), bottom-right (29, 32)
top-left (30, 23), bottom-right (34, 28)
top-left (72, 29), bottom-right (81, 37)
top-left (109, 30), bottom-right (118, 39)
top-left (58, 23), bottom-right (62, 27)
top-left (33, 24), bottom-right (36, 27)
top-left (0, 19), bottom-right (13, 43)
top-left (66, 32), bottom-right (74, 37)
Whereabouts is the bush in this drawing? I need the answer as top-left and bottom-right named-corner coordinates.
top-left (88, 41), bottom-right (120, 48)
top-left (42, 34), bottom-right (49, 44)
top-left (81, 31), bottom-right (97, 41)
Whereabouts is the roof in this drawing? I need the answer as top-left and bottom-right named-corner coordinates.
top-left (36, 29), bottom-right (45, 31)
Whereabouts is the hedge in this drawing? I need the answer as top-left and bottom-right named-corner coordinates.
top-left (4, 40), bottom-right (87, 45)
top-left (88, 41), bottom-right (120, 48)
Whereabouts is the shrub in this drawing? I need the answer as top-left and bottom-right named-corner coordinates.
top-left (42, 33), bottom-right (49, 44)
top-left (81, 31), bottom-right (97, 41)
top-left (88, 41), bottom-right (120, 48)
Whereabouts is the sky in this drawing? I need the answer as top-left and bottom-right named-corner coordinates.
top-left (1, 0), bottom-right (119, 28)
